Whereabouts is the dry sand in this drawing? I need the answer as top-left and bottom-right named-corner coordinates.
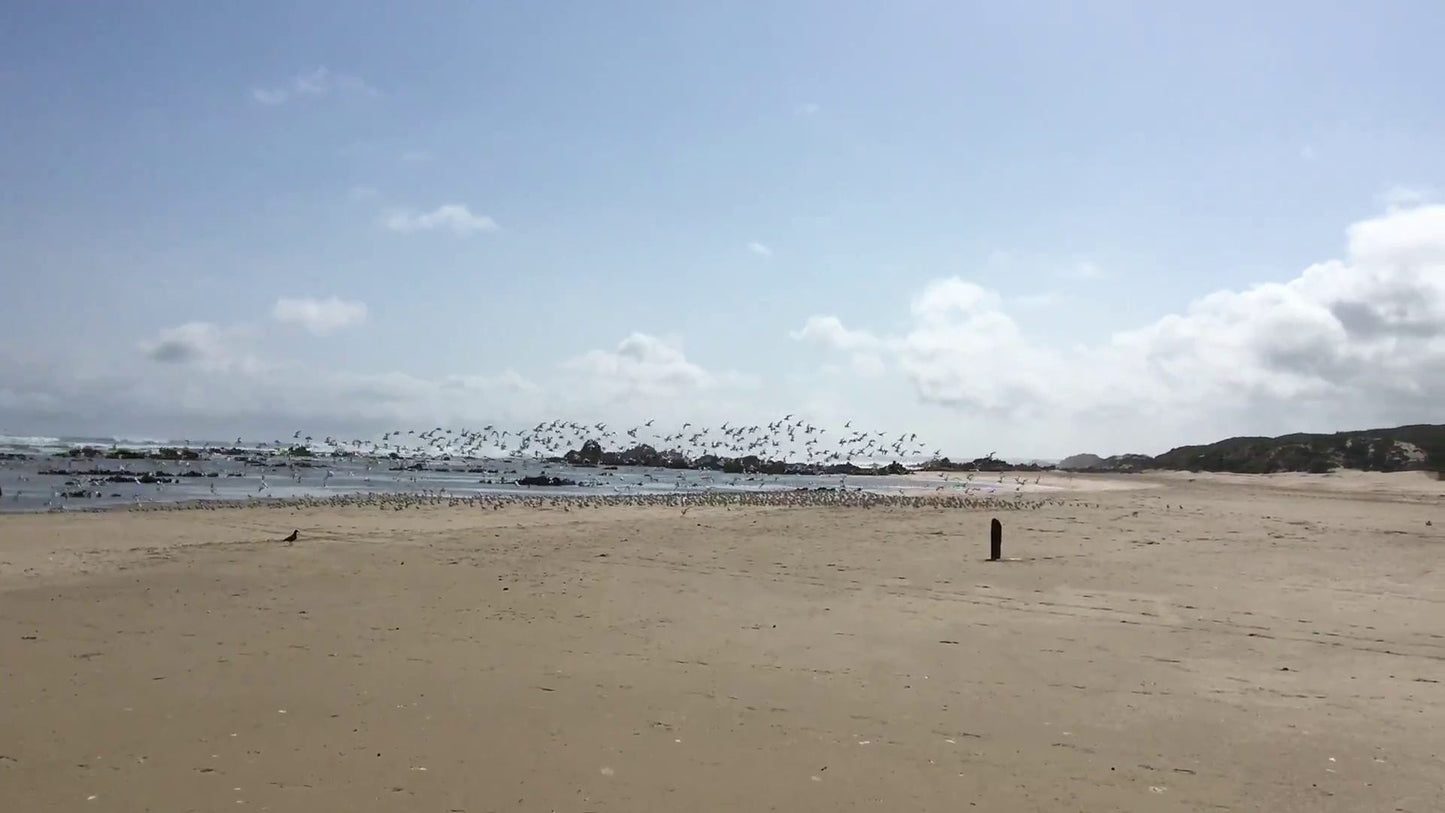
top-left (1, 473), bottom-right (1441, 811)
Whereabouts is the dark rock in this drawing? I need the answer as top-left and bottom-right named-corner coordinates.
top-left (105, 448), bottom-right (149, 460)
top-left (658, 449), bottom-right (691, 469)
top-left (564, 439), bottom-right (604, 466)
top-left (609, 444), bottom-right (662, 467)
top-left (919, 453), bottom-right (1049, 473)
top-left (515, 475), bottom-right (578, 487)
top-left (152, 447), bottom-right (201, 461)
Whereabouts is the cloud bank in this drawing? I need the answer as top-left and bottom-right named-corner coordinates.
top-left (793, 204), bottom-right (1445, 451)
top-left (4, 205), bottom-right (1444, 456)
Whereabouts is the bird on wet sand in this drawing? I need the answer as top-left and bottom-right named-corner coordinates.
top-left (282, 529), bottom-right (298, 544)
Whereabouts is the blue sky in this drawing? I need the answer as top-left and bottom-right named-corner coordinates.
top-left (3, 2), bottom-right (1445, 457)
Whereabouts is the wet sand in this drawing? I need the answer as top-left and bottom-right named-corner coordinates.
top-left (1, 473), bottom-right (1441, 811)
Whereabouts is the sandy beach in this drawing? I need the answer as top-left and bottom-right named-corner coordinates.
top-left (1, 472), bottom-right (1441, 811)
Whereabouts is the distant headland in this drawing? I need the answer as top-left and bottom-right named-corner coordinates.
top-left (1056, 424), bottom-right (1445, 475)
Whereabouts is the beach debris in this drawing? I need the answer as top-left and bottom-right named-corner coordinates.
top-left (989, 518), bottom-right (1003, 561)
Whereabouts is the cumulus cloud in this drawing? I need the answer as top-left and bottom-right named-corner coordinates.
top-left (5, 334), bottom-right (543, 440)
top-left (142, 322), bottom-right (224, 364)
top-left (271, 297), bottom-right (368, 336)
top-left (383, 204), bottom-right (498, 235)
top-left (565, 333), bottom-right (716, 401)
top-left (251, 67), bottom-right (377, 105)
top-left (139, 322), bottom-right (260, 373)
top-left (2, 316), bottom-right (746, 444)
top-left (747, 241), bottom-right (773, 257)
top-left (10, 205), bottom-right (1445, 458)
top-left (794, 205), bottom-right (1445, 446)
top-left (790, 315), bottom-right (880, 351)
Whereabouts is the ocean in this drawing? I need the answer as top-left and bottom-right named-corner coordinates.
top-left (0, 435), bottom-right (1021, 513)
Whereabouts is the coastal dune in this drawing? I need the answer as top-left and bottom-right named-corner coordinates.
top-left (1, 473), bottom-right (1441, 811)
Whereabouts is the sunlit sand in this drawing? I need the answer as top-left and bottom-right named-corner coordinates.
top-left (2, 472), bottom-right (1440, 811)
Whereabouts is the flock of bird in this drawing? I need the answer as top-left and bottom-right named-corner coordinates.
top-left (130, 487), bottom-right (1063, 514)
top-left (5, 416), bottom-right (1060, 512)
top-left (245, 415), bottom-right (941, 466)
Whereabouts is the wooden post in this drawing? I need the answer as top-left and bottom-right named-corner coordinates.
top-left (989, 518), bottom-right (1002, 561)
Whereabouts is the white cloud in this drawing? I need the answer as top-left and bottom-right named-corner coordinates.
top-left (1069, 260), bottom-right (1103, 280)
top-left (793, 205), bottom-right (1445, 449)
top-left (1300, 144), bottom-right (1318, 161)
top-left (11, 205), bottom-right (1445, 458)
top-left (789, 315), bottom-right (880, 351)
top-left (141, 322), bottom-right (228, 365)
top-left (0, 315), bottom-right (752, 443)
top-left (747, 241), bottom-right (773, 257)
top-left (250, 67), bottom-right (377, 106)
top-left (383, 204), bottom-right (498, 235)
top-left (565, 333), bottom-right (714, 400)
top-left (556, 334), bottom-right (760, 428)
top-left (5, 330), bottom-right (543, 439)
top-left (797, 102), bottom-right (821, 115)
top-left (271, 297), bottom-right (369, 336)
top-left (139, 322), bottom-right (261, 374)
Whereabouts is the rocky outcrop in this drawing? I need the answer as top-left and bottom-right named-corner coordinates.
top-left (1056, 453), bottom-right (1151, 472)
top-left (1055, 453), bottom-right (1105, 470)
top-left (564, 440), bottom-right (604, 466)
top-left (60, 446), bottom-right (201, 461)
top-left (515, 475), bottom-right (578, 487)
top-left (918, 455), bottom-right (1050, 473)
top-left (39, 467), bottom-right (199, 482)
top-left (609, 444), bottom-right (662, 467)
top-left (558, 440), bottom-right (929, 476)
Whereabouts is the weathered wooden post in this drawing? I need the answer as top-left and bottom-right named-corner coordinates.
top-left (989, 518), bottom-right (1002, 561)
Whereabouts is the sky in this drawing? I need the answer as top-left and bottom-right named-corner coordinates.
top-left (3, 1), bottom-right (1445, 459)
